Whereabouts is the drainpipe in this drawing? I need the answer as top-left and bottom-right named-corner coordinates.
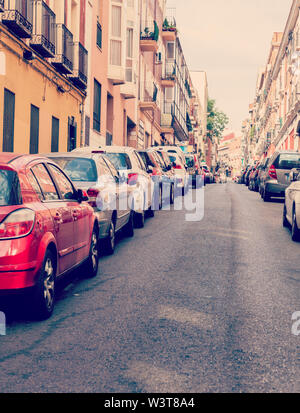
top-left (80, 95), bottom-right (85, 147)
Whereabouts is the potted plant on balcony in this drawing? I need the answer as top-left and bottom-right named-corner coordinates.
top-left (163, 18), bottom-right (177, 32)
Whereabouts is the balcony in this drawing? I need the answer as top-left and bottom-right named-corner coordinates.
top-left (50, 24), bottom-right (73, 74)
top-left (140, 20), bottom-right (159, 52)
top-left (161, 62), bottom-right (176, 87)
top-left (0, 0), bottom-right (4, 12)
top-left (162, 16), bottom-right (177, 42)
top-left (120, 66), bottom-right (137, 99)
top-left (68, 42), bottom-right (88, 90)
top-left (30, 0), bottom-right (55, 57)
top-left (2, 0), bottom-right (33, 38)
top-left (139, 82), bottom-right (158, 111)
top-left (161, 102), bottom-right (174, 133)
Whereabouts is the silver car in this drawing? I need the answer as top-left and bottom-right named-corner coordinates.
top-left (283, 167), bottom-right (300, 241)
top-left (261, 151), bottom-right (300, 202)
top-left (44, 153), bottom-right (135, 254)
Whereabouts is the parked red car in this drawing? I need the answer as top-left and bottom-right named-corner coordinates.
top-left (0, 153), bottom-right (99, 319)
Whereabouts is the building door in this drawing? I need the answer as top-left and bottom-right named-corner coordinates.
top-left (68, 116), bottom-right (77, 151)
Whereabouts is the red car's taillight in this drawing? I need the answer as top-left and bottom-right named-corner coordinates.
top-left (128, 173), bottom-right (138, 185)
top-left (87, 188), bottom-right (100, 208)
top-left (0, 209), bottom-right (35, 239)
top-left (269, 165), bottom-right (277, 180)
top-left (173, 164), bottom-right (182, 169)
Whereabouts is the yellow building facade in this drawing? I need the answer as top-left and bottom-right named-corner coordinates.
top-left (0, 2), bottom-right (86, 154)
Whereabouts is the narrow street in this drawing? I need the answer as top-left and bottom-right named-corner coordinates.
top-left (0, 183), bottom-right (298, 393)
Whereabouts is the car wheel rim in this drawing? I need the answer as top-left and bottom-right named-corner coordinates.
top-left (91, 232), bottom-right (98, 270)
top-left (43, 258), bottom-right (54, 310)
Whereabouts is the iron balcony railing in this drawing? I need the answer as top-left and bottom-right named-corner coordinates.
top-left (0, 0), bottom-right (4, 12)
top-left (68, 42), bottom-right (88, 90)
top-left (30, 0), bottom-right (56, 57)
top-left (50, 23), bottom-right (73, 74)
top-left (2, 0), bottom-right (33, 38)
top-left (140, 20), bottom-right (159, 41)
top-left (162, 61), bottom-right (176, 80)
top-left (140, 82), bottom-right (158, 103)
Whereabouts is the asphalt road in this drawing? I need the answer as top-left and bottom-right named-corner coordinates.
top-left (0, 183), bottom-right (299, 393)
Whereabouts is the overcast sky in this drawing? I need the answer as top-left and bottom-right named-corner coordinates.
top-left (167, 0), bottom-right (293, 134)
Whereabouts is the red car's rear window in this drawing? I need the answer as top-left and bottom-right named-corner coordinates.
top-left (0, 168), bottom-right (22, 206)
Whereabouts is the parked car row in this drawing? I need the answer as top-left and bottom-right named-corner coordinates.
top-left (238, 150), bottom-right (300, 241)
top-left (0, 146), bottom-right (204, 320)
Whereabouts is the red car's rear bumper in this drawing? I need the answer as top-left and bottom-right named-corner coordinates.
top-left (0, 236), bottom-right (40, 290)
top-left (0, 269), bottom-right (37, 291)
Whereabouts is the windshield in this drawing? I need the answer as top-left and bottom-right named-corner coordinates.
top-left (49, 158), bottom-right (98, 182)
top-left (105, 153), bottom-right (132, 170)
top-left (0, 169), bottom-right (22, 206)
top-left (275, 154), bottom-right (300, 170)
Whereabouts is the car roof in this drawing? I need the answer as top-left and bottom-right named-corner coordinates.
top-left (73, 145), bottom-right (136, 154)
top-left (43, 152), bottom-right (100, 160)
top-left (0, 153), bottom-right (52, 170)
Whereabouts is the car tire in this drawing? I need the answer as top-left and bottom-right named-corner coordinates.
top-left (263, 189), bottom-right (270, 202)
top-left (159, 186), bottom-right (163, 210)
top-left (103, 220), bottom-right (115, 255)
top-left (124, 210), bottom-right (134, 237)
top-left (283, 205), bottom-right (289, 228)
top-left (170, 184), bottom-right (174, 205)
top-left (147, 205), bottom-right (155, 218)
top-left (84, 227), bottom-right (99, 278)
top-left (134, 210), bottom-right (145, 228)
top-left (292, 207), bottom-right (300, 241)
top-left (31, 250), bottom-right (56, 320)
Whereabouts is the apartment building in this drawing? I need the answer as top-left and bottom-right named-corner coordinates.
top-left (0, 0), bottom-right (88, 153)
top-left (242, 0), bottom-right (300, 163)
top-left (85, 0), bottom-right (138, 147)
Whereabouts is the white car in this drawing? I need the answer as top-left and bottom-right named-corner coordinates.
top-left (166, 152), bottom-right (189, 195)
top-left (155, 146), bottom-right (186, 167)
top-left (72, 146), bottom-right (154, 228)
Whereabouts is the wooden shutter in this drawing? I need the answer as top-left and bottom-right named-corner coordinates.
top-left (30, 105), bottom-right (39, 154)
top-left (2, 89), bottom-right (15, 152)
top-left (51, 116), bottom-right (59, 152)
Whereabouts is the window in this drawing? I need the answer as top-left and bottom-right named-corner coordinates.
top-left (166, 42), bottom-right (175, 60)
top-left (2, 89), bottom-right (15, 152)
top-left (105, 153), bottom-right (132, 170)
top-left (48, 157), bottom-right (98, 183)
top-left (0, 169), bottom-right (21, 206)
top-left (110, 3), bottom-right (122, 66)
top-left (275, 153), bottom-right (300, 170)
top-left (31, 164), bottom-right (59, 201)
top-left (51, 117), bottom-right (59, 152)
top-left (93, 79), bottom-right (101, 132)
top-left (97, 157), bottom-right (115, 182)
top-left (104, 156), bottom-right (120, 183)
top-left (30, 105), bottom-right (39, 154)
top-left (125, 27), bottom-right (134, 82)
top-left (27, 170), bottom-right (44, 201)
top-left (96, 22), bottom-right (102, 49)
top-left (47, 164), bottom-right (76, 200)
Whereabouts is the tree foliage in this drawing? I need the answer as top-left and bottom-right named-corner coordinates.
top-left (207, 98), bottom-right (229, 142)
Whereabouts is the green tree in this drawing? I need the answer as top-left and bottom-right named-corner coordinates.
top-left (207, 98), bottom-right (229, 142)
